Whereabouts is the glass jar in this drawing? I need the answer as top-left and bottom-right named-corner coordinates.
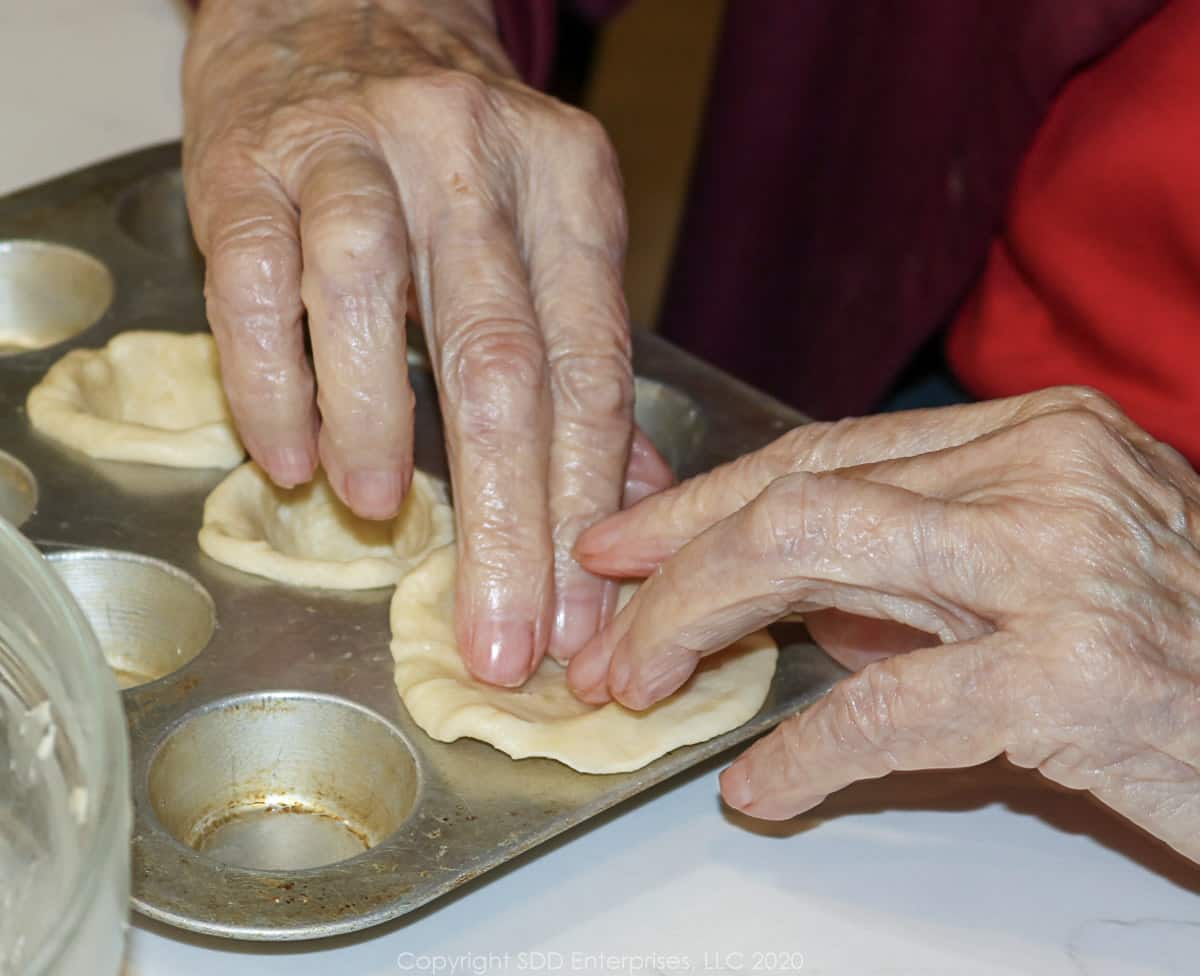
top-left (0, 516), bottom-right (130, 975)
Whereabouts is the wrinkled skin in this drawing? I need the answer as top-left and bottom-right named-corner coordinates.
top-left (568, 387), bottom-right (1200, 864)
top-left (184, 0), bottom-right (672, 686)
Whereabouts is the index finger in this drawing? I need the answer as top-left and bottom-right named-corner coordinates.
top-left (574, 387), bottom-right (1131, 577)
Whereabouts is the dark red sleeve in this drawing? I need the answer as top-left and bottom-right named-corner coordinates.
top-left (493, 1), bottom-right (631, 88)
top-left (492, 0), bottom-right (557, 88)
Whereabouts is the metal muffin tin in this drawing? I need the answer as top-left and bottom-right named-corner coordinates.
top-left (0, 145), bottom-right (844, 941)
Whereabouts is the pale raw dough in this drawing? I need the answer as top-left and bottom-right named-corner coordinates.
top-left (199, 462), bottom-right (454, 589)
top-left (389, 545), bottom-right (778, 773)
top-left (26, 331), bottom-right (244, 468)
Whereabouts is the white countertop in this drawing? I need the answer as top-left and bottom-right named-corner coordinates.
top-left (4, 3), bottom-right (1198, 974)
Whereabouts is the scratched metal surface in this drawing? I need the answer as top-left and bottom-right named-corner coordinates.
top-left (0, 145), bottom-right (844, 941)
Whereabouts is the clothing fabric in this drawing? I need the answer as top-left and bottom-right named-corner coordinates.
top-left (947, 0), bottom-right (1200, 463)
top-left (494, 0), bottom-right (559, 88)
top-left (499, 1), bottom-right (1163, 419)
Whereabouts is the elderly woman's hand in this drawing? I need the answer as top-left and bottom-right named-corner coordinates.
top-left (567, 387), bottom-right (1200, 863)
top-left (183, 0), bottom-right (653, 685)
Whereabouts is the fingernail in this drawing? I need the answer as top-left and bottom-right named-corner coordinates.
top-left (608, 642), bottom-right (632, 698)
top-left (567, 638), bottom-right (613, 703)
top-left (622, 478), bottom-right (660, 507)
top-left (468, 618), bottom-right (534, 688)
top-left (720, 763), bottom-right (755, 811)
top-left (345, 468), bottom-right (404, 520)
top-left (639, 655), bottom-right (694, 703)
top-left (615, 651), bottom-right (693, 709)
top-left (574, 517), bottom-right (625, 560)
top-left (549, 597), bottom-right (601, 664)
top-left (264, 446), bottom-right (315, 488)
top-left (574, 521), bottom-right (663, 576)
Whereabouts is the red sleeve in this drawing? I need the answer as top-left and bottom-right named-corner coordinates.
top-left (947, 2), bottom-right (1200, 464)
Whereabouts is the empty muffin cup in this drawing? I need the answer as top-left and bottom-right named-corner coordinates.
top-left (47, 549), bottom-right (215, 689)
top-left (148, 693), bottom-right (420, 871)
top-left (0, 450), bottom-right (36, 527)
top-left (0, 241), bottom-right (114, 355)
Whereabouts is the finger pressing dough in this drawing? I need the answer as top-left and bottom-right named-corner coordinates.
top-left (390, 545), bottom-right (778, 773)
top-left (200, 462), bottom-right (454, 589)
top-left (26, 331), bottom-right (244, 468)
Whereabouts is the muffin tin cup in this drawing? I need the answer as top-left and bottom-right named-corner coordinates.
top-left (148, 692), bottom-right (420, 872)
top-left (0, 448), bottom-right (36, 526)
top-left (0, 240), bottom-right (114, 355)
top-left (47, 549), bottom-right (216, 689)
top-left (0, 144), bottom-right (844, 941)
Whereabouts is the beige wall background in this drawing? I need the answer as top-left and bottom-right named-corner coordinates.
top-left (583, 0), bottom-right (724, 329)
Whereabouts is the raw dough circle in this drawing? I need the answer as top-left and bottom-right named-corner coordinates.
top-left (199, 463), bottom-right (454, 590)
top-left (390, 545), bottom-right (778, 773)
top-left (26, 331), bottom-right (243, 468)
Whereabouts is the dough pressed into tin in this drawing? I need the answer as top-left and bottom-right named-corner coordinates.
top-left (199, 462), bottom-right (454, 590)
top-left (389, 545), bottom-right (778, 773)
top-left (26, 331), bottom-right (244, 468)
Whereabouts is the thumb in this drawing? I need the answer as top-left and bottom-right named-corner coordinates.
top-left (720, 635), bottom-right (1015, 820)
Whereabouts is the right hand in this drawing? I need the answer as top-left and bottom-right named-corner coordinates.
top-left (183, 0), bottom-right (665, 685)
top-left (568, 387), bottom-right (1200, 863)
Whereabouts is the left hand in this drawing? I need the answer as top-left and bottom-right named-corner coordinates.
top-left (182, 0), bottom-right (664, 685)
top-left (566, 387), bottom-right (1200, 864)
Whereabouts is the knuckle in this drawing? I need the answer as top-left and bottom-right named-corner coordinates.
top-left (529, 106), bottom-right (625, 247)
top-left (1025, 385), bottom-right (1129, 427)
top-left (1026, 405), bottom-right (1121, 458)
top-left (1035, 744), bottom-right (1103, 790)
top-left (1022, 405), bottom-right (1193, 538)
top-left (449, 325), bottom-right (543, 384)
top-left (738, 428), bottom-right (815, 484)
top-left (365, 73), bottom-right (505, 193)
top-left (205, 224), bottom-right (300, 327)
top-left (549, 348), bottom-right (634, 423)
top-left (777, 416), bottom-right (871, 472)
top-left (747, 471), bottom-right (819, 561)
top-left (381, 69), bottom-right (493, 127)
top-left (774, 714), bottom-right (810, 775)
top-left (442, 325), bottom-right (545, 436)
top-left (794, 419), bottom-right (847, 469)
top-left (911, 498), bottom-right (957, 579)
top-left (1056, 384), bottom-right (1124, 417)
top-left (1155, 480), bottom-right (1190, 534)
top-left (303, 194), bottom-right (403, 274)
top-left (424, 69), bottom-right (493, 112)
top-left (829, 666), bottom-right (904, 762)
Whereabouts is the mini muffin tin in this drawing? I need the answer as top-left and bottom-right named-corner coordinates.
top-left (0, 145), bottom-right (844, 941)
